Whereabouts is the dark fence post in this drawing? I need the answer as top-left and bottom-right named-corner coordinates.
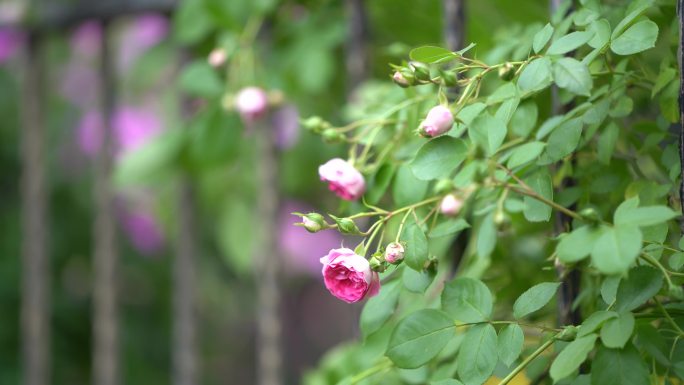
top-left (678, 0), bottom-right (684, 231)
top-left (345, 0), bottom-right (369, 92)
top-left (442, 0), bottom-right (465, 52)
top-left (92, 19), bottom-right (119, 385)
top-left (550, 0), bottom-right (581, 327)
top-left (255, 123), bottom-right (282, 385)
top-left (20, 31), bottom-right (50, 385)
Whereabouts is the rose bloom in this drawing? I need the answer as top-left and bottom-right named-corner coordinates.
top-left (318, 158), bottom-right (365, 201)
top-left (320, 248), bottom-right (380, 303)
top-left (419, 105), bottom-right (454, 137)
top-left (440, 193), bottom-right (464, 216)
top-left (235, 86), bottom-right (268, 123)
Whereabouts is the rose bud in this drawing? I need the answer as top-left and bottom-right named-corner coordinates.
top-left (392, 71), bottom-right (410, 88)
top-left (440, 69), bottom-right (458, 87)
top-left (418, 105), bottom-right (454, 137)
top-left (384, 242), bottom-right (405, 264)
top-left (301, 116), bottom-right (329, 133)
top-left (321, 128), bottom-right (345, 144)
top-left (320, 248), bottom-right (380, 303)
top-left (498, 62), bottom-right (515, 81)
top-left (329, 215), bottom-right (362, 235)
top-left (369, 255), bottom-right (386, 272)
top-left (234, 86), bottom-right (268, 123)
top-left (408, 61), bottom-right (431, 81)
top-left (440, 194), bottom-right (464, 216)
top-left (207, 48), bottom-right (227, 67)
top-left (318, 158), bottom-right (365, 201)
top-left (300, 212), bottom-right (326, 233)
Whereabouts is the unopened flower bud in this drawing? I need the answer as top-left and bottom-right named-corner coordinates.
top-left (440, 194), bottom-right (464, 216)
top-left (369, 255), bottom-right (386, 272)
top-left (668, 285), bottom-right (684, 300)
top-left (302, 213), bottom-right (326, 233)
top-left (440, 69), bottom-right (458, 87)
top-left (557, 325), bottom-right (579, 341)
top-left (579, 207), bottom-right (600, 222)
top-left (409, 61), bottom-right (431, 82)
top-left (302, 116), bottom-right (329, 133)
top-left (384, 242), bottom-right (405, 264)
top-left (322, 128), bottom-right (345, 144)
top-left (208, 48), bottom-right (227, 67)
top-left (235, 86), bottom-right (268, 123)
top-left (498, 62), bottom-right (515, 81)
top-left (493, 210), bottom-right (507, 226)
top-left (418, 105), bottom-right (454, 137)
top-left (330, 215), bottom-right (362, 235)
top-left (392, 71), bottom-right (411, 88)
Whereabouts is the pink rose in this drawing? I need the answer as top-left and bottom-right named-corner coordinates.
top-left (440, 194), bottom-right (464, 216)
top-left (235, 86), bottom-right (268, 123)
top-left (384, 242), bottom-right (405, 264)
top-left (318, 158), bottom-right (365, 201)
top-left (419, 105), bottom-right (454, 137)
top-left (207, 48), bottom-right (227, 67)
top-left (320, 248), bottom-right (380, 303)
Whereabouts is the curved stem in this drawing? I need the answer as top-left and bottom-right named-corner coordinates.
top-left (497, 334), bottom-right (558, 385)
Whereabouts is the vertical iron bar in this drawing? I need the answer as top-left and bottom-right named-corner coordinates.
top-left (255, 123), bottom-right (282, 385)
top-left (345, 0), bottom-right (369, 91)
top-left (92, 20), bottom-right (119, 385)
top-left (678, 0), bottom-right (684, 230)
top-left (442, 0), bottom-right (465, 52)
top-left (20, 31), bottom-right (50, 385)
top-left (172, 179), bottom-right (197, 385)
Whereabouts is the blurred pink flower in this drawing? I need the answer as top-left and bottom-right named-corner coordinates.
top-left (273, 104), bottom-right (300, 150)
top-left (278, 201), bottom-right (343, 276)
top-left (118, 13), bottom-right (168, 70)
top-left (60, 61), bottom-right (99, 108)
top-left (119, 202), bottom-right (165, 256)
top-left (0, 27), bottom-right (23, 63)
top-left (71, 20), bottom-right (101, 58)
top-left (76, 106), bottom-right (164, 157)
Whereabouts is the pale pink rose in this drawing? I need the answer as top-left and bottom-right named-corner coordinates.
top-left (235, 86), bottom-right (268, 123)
top-left (272, 104), bottom-right (300, 150)
top-left (320, 248), bottom-right (380, 303)
top-left (440, 194), bottom-right (464, 216)
top-left (318, 158), bottom-right (365, 201)
top-left (0, 27), bottom-right (23, 63)
top-left (207, 48), bottom-right (227, 67)
top-left (384, 242), bottom-right (405, 264)
top-left (419, 105), bottom-right (454, 137)
top-left (70, 20), bottom-right (102, 58)
top-left (118, 13), bottom-right (169, 70)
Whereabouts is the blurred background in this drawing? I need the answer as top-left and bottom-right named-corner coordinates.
top-left (0, 0), bottom-right (549, 384)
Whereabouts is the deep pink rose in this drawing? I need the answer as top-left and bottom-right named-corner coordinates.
top-left (419, 105), bottom-right (454, 137)
top-left (440, 194), bottom-right (464, 216)
top-left (235, 87), bottom-right (268, 123)
top-left (318, 158), bottom-right (365, 201)
top-left (320, 248), bottom-right (380, 303)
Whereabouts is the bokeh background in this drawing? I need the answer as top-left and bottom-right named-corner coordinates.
top-left (0, 0), bottom-right (549, 384)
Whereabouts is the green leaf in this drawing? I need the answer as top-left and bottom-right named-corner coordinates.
top-left (431, 380), bottom-right (464, 385)
top-left (614, 266), bottom-right (663, 312)
top-left (553, 58), bottom-right (592, 96)
top-left (614, 199), bottom-right (678, 227)
top-left (178, 61), bottom-right (223, 97)
top-left (401, 222), bottom-right (429, 271)
top-left (547, 31), bottom-right (593, 55)
top-left (669, 251), bottom-right (684, 270)
top-left (115, 130), bottom-right (183, 186)
top-left (557, 225), bottom-right (606, 263)
top-left (386, 309), bottom-right (455, 369)
top-left (409, 46), bottom-right (457, 63)
top-left (545, 117), bottom-right (583, 162)
top-left (511, 101), bottom-right (538, 138)
top-left (550, 334), bottom-right (598, 382)
top-left (652, 67), bottom-right (676, 98)
top-left (393, 165), bottom-right (429, 207)
top-left (590, 345), bottom-right (650, 385)
top-left (578, 310), bottom-right (618, 337)
top-left (403, 265), bottom-right (437, 293)
top-left (429, 219), bottom-right (471, 238)
top-left (507, 142), bottom-right (546, 168)
top-left (601, 276), bottom-right (621, 304)
top-left (457, 324), bottom-right (498, 385)
top-left (600, 312), bottom-right (635, 348)
top-left (441, 277), bottom-right (493, 323)
top-left (518, 58), bottom-right (553, 93)
top-left (476, 212), bottom-right (497, 256)
top-left (468, 112), bottom-right (507, 155)
top-left (590, 225), bottom-right (642, 275)
top-left (523, 169), bottom-right (553, 222)
top-left (360, 280), bottom-right (401, 337)
top-left (588, 19), bottom-right (611, 48)
top-left (611, 1), bottom-right (654, 39)
top-left (533, 23), bottom-right (554, 53)
top-left (597, 123), bottom-right (619, 164)
top-left (610, 20), bottom-right (658, 55)
top-left (513, 282), bottom-right (560, 319)
top-left (498, 323), bottom-right (524, 367)
top-left (366, 163), bottom-right (396, 204)
top-left (410, 137), bottom-right (468, 181)
top-left (173, 0), bottom-right (215, 44)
